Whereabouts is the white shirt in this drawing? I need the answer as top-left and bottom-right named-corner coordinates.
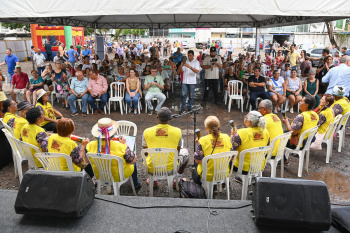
top-left (171, 47), bottom-right (177, 54)
top-left (82, 64), bottom-right (92, 71)
top-left (203, 55), bottom-right (222, 80)
top-left (183, 59), bottom-right (201, 84)
top-left (157, 70), bottom-right (169, 81)
top-left (323, 63), bottom-right (350, 95)
top-left (202, 49), bottom-right (207, 54)
top-left (34, 53), bottom-right (46, 67)
top-left (227, 43), bottom-right (234, 52)
top-left (268, 76), bottom-right (285, 93)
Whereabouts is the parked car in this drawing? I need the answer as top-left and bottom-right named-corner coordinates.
top-left (243, 40), bottom-right (263, 51)
top-left (297, 43), bottom-right (324, 53)
top-left (306, 48), bottom-right (325, 67)
top-left (182, 41), bottom-right (189, 49)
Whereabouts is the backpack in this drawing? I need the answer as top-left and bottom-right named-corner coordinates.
top-left (179, 179), bottom-right (206, 199)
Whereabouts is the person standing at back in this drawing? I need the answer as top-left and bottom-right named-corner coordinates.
top-left (0, 48), bottom-right (19, 85)
top-left (66, 45), bottom-right (78, 68)
top-left (44, 41), bottom-right (53, 62)
top-left (33, 49), bottom-right (46, 77)
top-left (201, 47), bottom-right (222, 106)
top-left (227, 40), bottom-right (234, 55)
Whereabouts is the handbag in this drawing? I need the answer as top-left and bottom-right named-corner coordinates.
top-left (179, 179), bottom-right (206, 199)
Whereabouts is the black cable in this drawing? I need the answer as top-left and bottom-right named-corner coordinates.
top-left (331, 203), bottom-right (350, 206)
top-left (94, 196), bottom-right (252, 210)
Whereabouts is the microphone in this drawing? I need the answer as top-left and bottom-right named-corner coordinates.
top-left (282, 110), bottom-right (287, 119)
top-left (229, 120), bottom-right (237, 133)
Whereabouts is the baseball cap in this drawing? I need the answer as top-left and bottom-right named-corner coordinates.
top-left (210, 47), bottom-right (216, 52)
top-left (15, 65), bottom-right (21, 68)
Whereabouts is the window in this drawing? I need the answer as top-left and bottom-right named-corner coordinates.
top-left (182, 34), bottom-right (191, 38)
top-left (312, 49), bottom-right (323, 54)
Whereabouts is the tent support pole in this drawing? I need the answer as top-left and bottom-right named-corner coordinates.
top-left (255, 25), bottom-right (259, 56)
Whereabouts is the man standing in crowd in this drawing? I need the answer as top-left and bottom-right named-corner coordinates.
top-left (142, 107), bottom-right (189, 188)
top-left (248, 67), bottom-right (269, 110)
top-left (172, 47), bottom-right (183, 69)
top-left (45, 41), bottom-right (53, 62)
top-left (322, 56), bottom-right (350, 97)
top-left (68, 71), bottom-right (89, 117)
top-left (265, 41), bottom-right (271, 54)
top-left (282, 40), bottom-right (288, 56)
top-left (33, 49), bottom-right (46, 77)
top-left (201, 47), bottom-right (222, 106)
top-left (30, 46), bottom-right (36, 70)
top-left (88, 70), bottom-right (108, 114)
top-left (0, 48), bottom-right (19, 85)
top-left (66, 45), bottom-right (78, 68)
top-left (81, 45), bottom-right (91, 59)
top-left (288, 46), bottom-right (300, 69)
top-left (330, 44), bottom-right (339, 57)
top-left (227, 40), bottom-right (234, 55)
top-left (144, 66), bottom-right (166, 115)
top-left (309, 48), bottom-right (330, 63)
top-left (178, 50), bottom-right (200, 115)
top-left (76, 43), bottom-right (82, 55)
top-left (10, 65), bottom-right (29, 101)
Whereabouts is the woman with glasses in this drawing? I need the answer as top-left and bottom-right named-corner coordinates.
top-left (316, 55), bottom-right (334, 98)
top-left (2, 99), bottom-right (18, 128)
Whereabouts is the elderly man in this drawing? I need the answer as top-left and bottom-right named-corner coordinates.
top-left (88, 70), bottom-right (108, 114)
top-left (267, 70), bottom-right (286, 112)
top-left (10, 65), bottom-right (30, 101)
top-left (0, 48), bottom-right (19, 84)
top-left (248, 67), bottom-right (269, 110)
top-left (172, 47), bottom-right (183, 69)
top-left (178, 50), bottom-right (200, 114)
top-left (322, 56), bottom-right (350, 97)
top-left (144, 65), bottom-right (166, 115)
top-left (142, 107), bottom-right (188, 188)
top-left (33, 49), bottom-right (46, 76)
top-left (68, 71), bottom-right (89, 117)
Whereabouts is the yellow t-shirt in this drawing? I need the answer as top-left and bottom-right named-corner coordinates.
top-left (3, 112), bottom-right (18, 126)
top-left (264, 113), bottom-right (283, 157)
top-left (318, 107), bottom-right (334, 134)
top-left (86, 141), bottom-right (134, 182)
top-left (233, 127), bottom-right (270, 173)
top-left (298, 111), bottom-right (319, 140)
top-left (13, 117), bottom-right (28, 139)
top-left (21, 123), bottom-right (46, 167)
top-left (36, 102), bottom-right (56, 127)
top-left (143, 124), bottom-right (181, 173)
top-left (196, 134), bottom-right (232, 182)
top-left (332, 98), bottom-right (350, 125)
top-left (288, 51), bottom-right (300, 67)
top-left (48, 134), bottom-right (81, 172)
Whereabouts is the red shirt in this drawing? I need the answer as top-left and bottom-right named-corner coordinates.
top-left (196, 55), bottom-right (202, 63)
top-left (11, 72), bottom-right (29, 89)
top-left (215, 44), bottom-right (219, 49)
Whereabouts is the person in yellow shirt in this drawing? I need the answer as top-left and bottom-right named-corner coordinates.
top-left (258, 100), bottom-right (283, 159)
top-left (231, 111), bottom-right (270, 183)
top-left (35, 89), bottom-right (63, 133)
top-left (21, 107), bottom-right (49, 168)
top-left (315, 94), bottom-right (335, 134)
top-left (2, 99), bottom-right (18, 128)
top-left (193, 116), bottom-right (233, 185)
top-left (142, 107), bottom-right (189, 188)
top-left (86, 118), bottom-right (141, 190)
top-left (282, 96), bottom-right (319, 152)
top-left (288, 46), bottom-right (300, 68)
top-left (47, 118), bottom-right (93, 177)
top-left (332, 85), bottom-right (350, 118)
top-left (13, 101), bottom-right (31, 139)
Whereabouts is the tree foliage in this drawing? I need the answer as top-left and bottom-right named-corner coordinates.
top-left (1, 23), bottom-right (30, 32)
top-left (84, 28), bottom-right (95, 36)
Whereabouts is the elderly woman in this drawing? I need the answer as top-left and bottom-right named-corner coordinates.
top-left (2, 99), bottom-right (18, 128)
top-left (193, 116), bottom-right (233, 184)
top-left (41, 63), bottom-right (53, 91)
top-left (13, 101), bottom-right (31, 139)
top-left (303, 70), bottom-right (320, 108)
top-left (35, 89), bottom-right (63, 133)
top-left (231, 111), bottom-right (270, 183)
top-left (86, 118), bottom-right (141, 190)
top-left (47, 118), bottom-right (93, 177)
top-left (26, 70), bottom-right (44, 105)
top-left (285, 69), bottom-right (302, 113)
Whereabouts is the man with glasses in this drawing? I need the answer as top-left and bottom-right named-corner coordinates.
top-left (177, 50), bottom-right (200, 115)
top-left (144, 65), bottom-right (166, 115)
top-left (267, 70), bottom-right (286, 113)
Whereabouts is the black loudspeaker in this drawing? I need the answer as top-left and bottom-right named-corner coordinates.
top-left (252, 177), bottom-right (331, 231)
top-left (15, 170), bottom-right (95, 218)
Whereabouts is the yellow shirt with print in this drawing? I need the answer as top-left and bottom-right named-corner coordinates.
top-left (48, 134), bottom-right (81, 172)
top-left (264, 113), bottom-right (283, 157)
top-left (197, 134), bottom-right (232, 182)
top-left (234, 127), bottom-right (270, 173)
top-left (36, 102), bottom-right (56, 127)
top-left (298, 111), bottom-right (319, 140)
top-left (318, 107), bottom-right (334, 134)
top-left (143, 124), bottom-right (181, 173)
top-left (86, 140), bottom-right (134, 182)
top-left (332, 98), bottom-right (350, 125)
top-left (13, 117), bottom-right (28, 139)
top-left (21, 123), bottom-right (46, 168)
top-left (3, 112), bottom-right (18, 126)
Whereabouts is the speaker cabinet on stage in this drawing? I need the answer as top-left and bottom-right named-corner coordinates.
top-left (252, 177), bottom-right (331, 231)
top-left (15, 170), bottom-right (95, 218)
top-left (95, 36), bottom-right (104, 62)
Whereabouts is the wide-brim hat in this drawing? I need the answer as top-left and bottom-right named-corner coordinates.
top-left (91, 118), bottom-right (119, 138)
top-left (36, 89), bottom-right (50, 101)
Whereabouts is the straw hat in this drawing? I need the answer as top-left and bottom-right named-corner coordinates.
top-left (36, 89), bottom-right (51, 101)
top-left (91, 118), bottom-right (119, 138)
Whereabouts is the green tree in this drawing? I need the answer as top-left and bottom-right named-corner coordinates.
top-left (1, 23), bottom-right (30, 32)
top-left (84, 28), bottom-right (95, 36)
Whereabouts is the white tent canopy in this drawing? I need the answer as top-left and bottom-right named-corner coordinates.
top-left (0, 0), bottom-right (348, 29)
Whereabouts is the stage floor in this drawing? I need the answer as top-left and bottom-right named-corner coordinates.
top-left (0, 190), bottom-right (342, 233)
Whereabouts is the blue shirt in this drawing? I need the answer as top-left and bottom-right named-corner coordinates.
top-left (5, 54), bottom-right (19, 73)
top-left (67, 49), bottom-right (77, 62)
top-left (173, 52), bottom-right (183, 64)
top-left (323, 63), bottom-right (350, 96)
top-left (82, 49), bottom-right (91, 59)
top-left (71, 77), bottom-right (88, 94)
top-left (30, 76), bottom-right (44, 85)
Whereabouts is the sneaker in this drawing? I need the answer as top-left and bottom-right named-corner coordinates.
top-left (148, 110), bottom-right (153, 115)
top-left (290, 108), bottom-right (294, 113)
top-left (128, 108), bottom-right (132, 114)
top-left (179, 110), bottom-right (186, 115)
top-left (146, 178), bottom-right (159, 188)
top-left (70, 112), bottom-right (78, 117)
top-left (234, 176), bottom-right (243, 184)
top-left (134, 109), bottom-right (137, 114)
top-left (82, 113), bottom-right (87, 117)
top-left (98, 109), bottom-right (105, 115)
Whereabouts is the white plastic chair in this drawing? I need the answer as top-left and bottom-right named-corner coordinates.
top-left (34, 152), bottom-right (75, 171)
top-left (50, 81), bottom-right (59, 106)
top-left (16, 140), bottom-right (42, 171)
top-left (201, 151), bottom-right (238, 200)
top-left (91, 98), bottom-right (108, 114)
top-left (284, 126), bottom-right (318, 177)
top-left (86, 153), bottom-right (136, 196)
top-left (233, 146), bottom-right (272, 200)
top-left (322, 115), bottom-right (341, 163)
top-left (227, 80), bottom-right (244, 113)
top-left (141, 148), bottom-right (178, 197)
top-left (0, 119), bottom-right (15, 136)
top-left (284, 99), bottom-right (300, 113)
top-left (145, 97), bottom-right (159, 113)
top-left (108, 82), bottom-right (125, 115)
top-left (264, 132), bottom-right (292, 178)
top-left (116, 120), bottom-right (137, 152)
top-left (124, 94), bottom-right (142, 115)
top-left (75, 98), bottom-right (89, 114)
top-left (335, 111), bottom-right (350, 152)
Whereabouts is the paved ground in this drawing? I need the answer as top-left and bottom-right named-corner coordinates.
top-left (1, 49), bottom-right (350, 202)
